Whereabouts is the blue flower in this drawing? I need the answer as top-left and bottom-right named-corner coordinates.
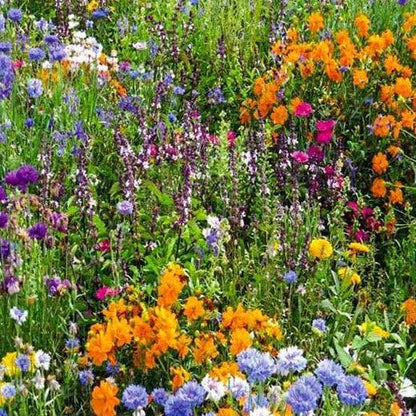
top-left (337, 375), bottom-right (367, 406)
top-left (164, 395), bottom-right (192, 416)
top-left (27, 78), bottom-right (43, 98)
top-left (117, 200), bottom-right (134, 215)
top-left (177, 381), bottom-right (206, 407)
top-left (286, 375), bottom-right (322, 413)
top-left (237, 348), bottom-right (277, 382)
top-left (25, 118), bottom-right (34, 128)
top-left (122, 384), bottom-right (148, 410)
top-left (173, 86), bottom-right (185, 95)
top-left (398, 0), bottom-right (407, 5)
top-left (0, 54), bottom-right (15, 100)
top-left (312, 318), bottom-right (328, 333)
top-left (276, 346), bottom-right (307, 376)
top-left (315, 359), bottom-right (344, 387)
top-left (243, 394), bottom-right (269, 412)
top-left (0, 43), bottom-right (11, 54)
top-left (106, 362), bottom-right (120, 376)
top-left (15, 354), bottom-right (30, 372)
top-left (283, 270), bottom-right (297, 284)
top-left (151, 388), bottom-right (168, 406)
top-left (0, 212), bottom-right (8, 228)
top-left (79, 369), bottom-right (94, 386)
top-left (7, 9), bottom-right (23, 23)
top-left (92, 8), bottom-right (110, 19)
top-left (168, 113), bottom-right (177, 122)
top-left (229, 376), bottom-right (249, 399)
top-left (65, 338), bottom-right (80, 350)
top-left (28, 47), bottom-right (46, 61)
top-left (0, 408), bottom-right (7, 416)
top-left (1, 384), bottom-right (16, 399)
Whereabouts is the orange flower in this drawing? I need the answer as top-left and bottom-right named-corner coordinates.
top-left (308, 12), bottom-right (324, 33)
top-left (389, 183), bottom-right (404, 205)
top-left (384, 54), bottom-right (402, 75)
top-left (210, 362), bottom-right (243, 382)
top-left (387, 145), bottom-right (401, 158)
top-left (171, 366), bottom-right (191, 390)
top-left (229, 328), bottom-right (252, 355)
top-left (270, 105), bottom-right (289, 126)
top-left (406, 35), bottom-right (416, 59)
top-left (355, 14), bottom-right (370, 37)
top-left (176, 334), bottom-right (192, 359)
top-left (106, 317), bottom-right (132, 347)
top-left (157, 264), bottom-right (186, 308)
top-left (400, 110), bottom-right (415, 129)
top-left (372, 153), bottom-right (389, 174)
top-left (371, 178), bottom-right (387, 198)
top-left (193, 335), bottom-right (219, 364)
top-left (373, 115), bottom-right (395, 137)
top-left (183, 296), bottom-right (204, 321)
top-left (402, 298), bottom-right (416, 326)
top-left (217, 409), bottom-right (239, 416)
top-left (352, 68), bottom-right (368, 89)
top-left (91, 381), bottom-right (119, 416)
top-left (87, 331), bottom-right (113, 366)
top-left (394, 77), bottom-right (413, 98)
top-left (404, 13), bottom-right (416, 32)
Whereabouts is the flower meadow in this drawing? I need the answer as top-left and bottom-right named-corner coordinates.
top-left (0, 0), bottom-right (415, 414)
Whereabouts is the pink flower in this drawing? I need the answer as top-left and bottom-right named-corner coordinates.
top-left (292, 151), bottom-right (309, 163)
top-left (355, 230), bottom-right (370, 242)
top-left (227, 131), bottom-right (237, 148)
top-left (95, 286), bottom-right (121, 301)
top-left (294, 102), bottom-right (313, 117)
top-left (13, 60), bottom-right (24, 69)
top-left (96, 239), bottom-right (110, 253)
top-left (346, 201), bottom-right (360, 216)
top-left (208, 134), bottom-right (219, 145)
top-left (316, 120), bottom-right (336, 144)
top-left (307, 146), bottom-right (324, 162)
top-left (324, 165), bottom-right (335, 176)
top-left (361, 207), bottom-right (374, 218)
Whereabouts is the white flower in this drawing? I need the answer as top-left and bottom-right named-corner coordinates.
top-left (207, 215), bottom-right (221, 229)
top-left (201, 375), bottom-right (226, 402)
top-left (250, 408), bottom-right (273, 416)
top-left (400, 378), bottom-right (416, 398)
top-left (133, 410), bottom-right (145, 416)
top-left (133, 41), bottom-right (147, 51)
top-left (35, 350), bottom-right (51, 371)
top-left (32, 371), bottom-right (45, 390)
top-left (10, 307), bottom-right (28, 325)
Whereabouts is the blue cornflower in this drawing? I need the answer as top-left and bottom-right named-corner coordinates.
top-left (173, 86), bottom-right (185, 95)
top-left (7, 9), bottom-right (23, 23)
top-left (92, 8), bottom-right (110, 19)
top-left (0, 43), bottom-right (11, 54)
top-left (25, 118), bottom-right (34, 128)
top-left (117, 200), bottom-right (133, 215)
top-left (315, 359), bottom-right (345, 387)
top-left (0, 15), bottom-right (5, 32)
top-left (27, 78), bottom-right (43, 98)
top-left (283, 270), bottom-right (297, 284)
top-left (243, 394), bottom-right (269, 412)
top-left (177, 381), bottom-right (206, 407)
top-left (0, 54), bottom-right (15, 100)
top-left (28, 47), bottom-right (45, 61)
top-left (122, 384), bottom-right (148, 410)
top-left (106, 362), bottom-right (120, 376)
top-left (79, 369), bottom-right (94, 386)
top-left (1, 384), bottom-right (16, 399)
top-left (0, 408), bottom-right (7, 416)
top-left (398, 0), bottom-right (407, 5)
top-left (15, 354), bottom-right (30, 372)
top-left (337, 375), bottom-right (367, 406)
top-left (312, 318), bottom-right (328, 333)
top-left (44, 35), bottom-right (60, 45)
top-left (286, 375), bottom-right (322, 413)
top-left (168, 113), bottom-right (177, 122)
top-left (207, 86), bottom-right (226, 104)
top-left (164, 395), bottom-right (192, 416)
top-left (276, 346), bottom-right (307, 376)
top-left (65, 338), bottom-right (80, 350)
top-left (237, 348), bottom-right (277, 382)
top-left (191, 0), bottom-right (199, 5)
top-left (151, 388), bottom-right (168, 406)
top-left (229, 376), bottom-right (249, 399)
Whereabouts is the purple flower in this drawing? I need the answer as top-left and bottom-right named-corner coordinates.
top-left (79, 369), bottom-right (94, 386)
top-left (152, 388), bottom-right (168, 406)
top-left (312, 318), bottom-right (328, 333)
top-left (28, 223), bottom-right (48, 240)
top-left (315, 359), bottom-right (345, 386)
top-left (164, 395), bottom-right (192, 416)
top-left (283, 270), bottom-right (297, 284)
top-left (10, 307), bottom-right (28, 325)
top-left (229, 377), bottom-right (250, 399)
top-left (15, 354), bottom-right (30, 372)
top-left (116, 200), bottom-right (133, 215)
top-left (398, 0), bottom-right (407, 5)
top-left (286, 375), bottom-right (322, 413)
top-left (7, 9), bottom-right (23, 23)
top-left (173, 86), bottom-right (185, 95)
top-left (0, 54), bottom-right (15, 100)
top-left (177, 381), bottom-right (206, 407)
top-left (27, 78), bottom-right (43, 98)
top-left (1, 384), bottom-right (16, 399)
top-left (276, 346), bottom-right (307, 376)
top-left (0, 238), bottom-right (11, 260)
top-left (122, 384), bottom-right (148, 410)
top-left (2, 275), bottom-right (20, 294)
top-left (106, 362), bottom-right (120, 375)
top-left (337, 375), bottom-right (367, 406)
top-left (65, 338), bottom-right (80, 350)
top-left (45, 275), bottom-right (62, 296)
top-left (237, 348), bottom-right (277, 382)
top-left (0, 186), bottom-right (6, 203)
top-left (25, 118), bottom-right (34, 128)
top-left (208, 86), bottom-right (226, 104)
top-left (0, 212), bottom-right (8, 228)
top-left (92, 8), bottom-right (110, 19)
top-left (28, 47), bottom-right (45, 61)
top-left (0, 43), bottom-right (11, 54)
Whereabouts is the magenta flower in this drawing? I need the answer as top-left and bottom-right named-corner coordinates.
top-left (316, 120), bottom-right (336, 144)
top-left (307, 146), bottom-right (324, 162)
top-left (355, 230), bottom-right (370, 242)
top-left (294, 102), bottom-right (313, 117)
top-left (95, 286), bottom-right (120, 301)
top-left (292, 151), bottom-right (309, 163)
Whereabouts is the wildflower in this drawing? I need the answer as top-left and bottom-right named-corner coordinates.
top-left (363, 380), bottom-right (378, 397)
top-left (201, 375), bottom-right (226, 402)
top-left (312, 318), bottom-right (328, 333)
top-left (348, 242), bottom-right (370, 253)
top-left (183, 297), bottom-right (204, 321)
top-left (359, 322), bottom-right (390, 338)
top-left (1, 384), bottom-right (16, 399)
top-left (7, 9), bottom-right (23, 23)
top-left (10, 307), bottom-right (28, 325)
top-left (0, 43), bottom-right (11, 54)
top-left (308, 12), bottom-right (324, 33)
top-left (338, 267), bottom-right (361, 285)
top-left (164, 395), bottom-right (192, 416)
top-left (173, 86), bottom-right (185, 95)
top-left (270, 105), bottom-right (288, 126)
top-left (28, 48), bottom-right (45, 61)
top-left (316, 119), bottom-right (336, 144)
top-left (15, 354), bottom-right (30, 373)
top-left (79, 369), bottom-right (94, 386)
top-left (353, 68), bottom-right (368, 88)
top-left (394, 77), bottom-right (413, 98)
top-left (237, 348), bottom-right (277, 382)
top-left (294, 102), bottom-right (313, 117)
top-left (91, 381), bottom-right (120, 416)
top-left (402, 298), bottom-right (416, 326)
top-left (177, 381), bottom-right (206, 407)
top-left (315, 359), bottom-right (344, 386)
top-left (389, 183), bottom-right (404, 205)
top-left (276, 346), bottom-right (307, 376)
top-left (34, 350), bottom-right (51, 370)
top-left (27, 78), bottom-right (44, 98)
top-left (372, 153), bottom-right (389, 174)
top-left (337, 375), bottom-right (367, 406)
top-left (286, 375), bottom-right (322, 413)
top-left (355, 14), bottom-right (370, 37)
top-left (91, 8), bottom-right (110, 19)
top-left (65, 338), bottom-right (80, 350)
top-left (230, 328), bottom-right (252, 355)
top-left (28, 223), bottom-right (48, 240)
top-left (0, 213), bottom-right (8, 228)
top-left (0, 54), bottom-right (14, 100)
top-left (151, 388), bottom-right (168, 406)
top-left (291, 151), bottom-right (309, 163)
top-left (371, 178), bottom-right (387, 198)
top-left (121, 384), bottom-right (148, 410)
top-left (283, 270), bottom-right (297, 284)
top-left (308, 238), bottom-right (333, 259)
top-left (157, 264), bottom-right (186, 308)
top-left (116, 200), bottom-right (133, 215)
top-left (229, 376), bottom-right (250, 399)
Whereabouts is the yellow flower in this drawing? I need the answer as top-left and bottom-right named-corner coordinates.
top-left (363, 380), bottom-right (378, 397)
top-left (87, 0), bottom-right (99, 12)
top-left (2, 352), bottom-right (20, 377)
top-left (359, 322), bottom-right (390, 338)
top-left (338, 267), bottom-right (361, 285)
top-left (348, 242), bottom-right (370, 253)
top-left (308, 238), bottom-right (333, 259)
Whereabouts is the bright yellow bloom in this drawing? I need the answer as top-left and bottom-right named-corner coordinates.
top-left (2, 352), bottom-right (20, 377)
top-left (338, 267), bottom-right (361, 285)
top-left (363, 380), bottom-right (378, 397)
top-left (87, 1), bottom-right (99, 12)
top-left (309, 238), bottom-right (333, 259)
top-left (359, 322), bottom-right (390, 338)
top-left (348, 242), bottom-right (370, 253)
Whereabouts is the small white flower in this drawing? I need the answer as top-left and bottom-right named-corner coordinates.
top-left (400, 378), bottom-right (416, 398)
top-left (133, 41), bottom-right (148, 51)
top-left (10, 307), bottom-right (28, 325)
top-left (32, 371), bottom-right (45, 390)
top-left (250, 408), bottom-right (273, 416)
top-left (201, 375), bottom-right (227, 402)
top-left (34, 350), bottom-right (51, 371)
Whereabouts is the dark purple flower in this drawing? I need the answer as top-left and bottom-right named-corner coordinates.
top-left (0, 238), bottom-right (11, 259)
top-left (17, 165), bottom-right (39, 189)
top-left (2, 275), bottom-right (19, 294)
top-left (28, 223), bottom-right (47, 240)
top-left (0, 186), bottom-right (7, 203)
top-left (0, 212), bottom-right (8, 228)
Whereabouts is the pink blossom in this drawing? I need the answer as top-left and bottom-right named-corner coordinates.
top-left (13, 60), bottom-right (24, 69)
top-left (292, 151), bottom-right (309, 163)
top-left (294, 102), bottom-right (313, 117)
top-left (227, 131), bottom-right (237, 148)
top-left (95, 286), bottom-right (121, 301)
top-left (316, 120), bottom-right (336, 144)
top-left (208, 134), bottom-right (219, 145)
top-left (307, 145), bottom-right (324, 162)
top-left (355, 230), bottom-right (370, 242)
top-left (346, 201), bottom-right (360, 216)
